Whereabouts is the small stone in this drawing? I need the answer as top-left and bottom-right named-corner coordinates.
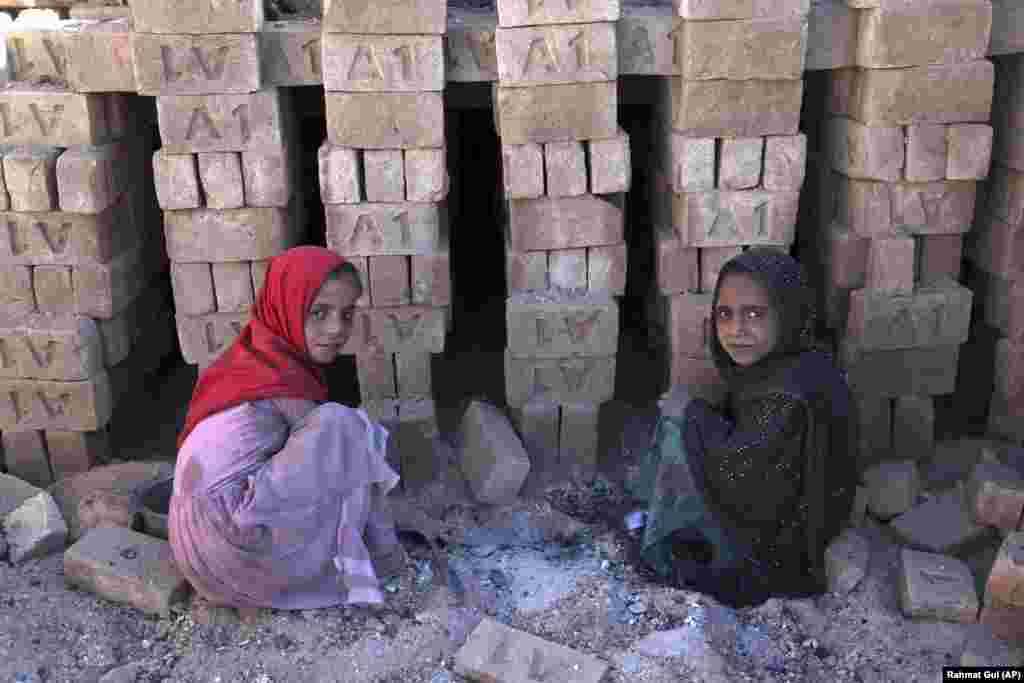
top-left (0, 473), bottom-right (42, 518)
top-left (3, 491), bottom-right (67, 564)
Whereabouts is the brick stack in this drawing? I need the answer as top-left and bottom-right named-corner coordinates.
top-left (319, 0), bottom-right (451, 488)
top-left (0, 12), bottom-right (170, 486)
top-left (968, 53), bottom-right (1024, 443)
top-left (133, 0), bottom-right (307, 372)
top-left (647, 0), bottom-right (810, 402)
top-left (811, 0), bottom-right (994, 469)
top-left (493, 0), bottom-right (628, 481)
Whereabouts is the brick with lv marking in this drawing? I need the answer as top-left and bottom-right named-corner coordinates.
top-left (0, 88), bottom-right (110, 146)
top-left (131, 0), bottom-right (262, 33)
top-left (260, 20), bottom-right (322, 87)
top-left (672, 190), bottom-right (798, 247)
top-left (164, 206), bottom-right (299, 262)
top-left (322, 34), bottom-right (444, 92)
top-left (131, 33), bottom-right (260, 96)
top-left (63, 18), bottom-right (136, 93)
top-left (326, 92), bottom-right (444, 150)
top-left (899, 549), bottom-right (978, 623)
top-left (496, 23), bottom-right (617, 87)
top-left (856, 0), bottom-right (991, 69)
top-left (340, 306), bottom-right (447, 354)
top-left (497, 0), bottom-right (619, 27)
top-left (325, 202), bottom-right (441, 256)
top-left (56, 142), bottom-right (129, 214)
top-left (505, 351), bottom-right (615, 408)
top-left (322, 0), bottom-right (446, 34)
top-left (0, 312), bottom-right (103, 381)
top-left (176, 311), bottom-right (250, 366)
top-left (508, 194), bottom-right (623, 251)
top-left (673, 77), bottom-right (803, 138)
top-left (616, 6), bottom-right (676, 76)
top-left (4, 146), bottom-right (59, 212)
top-left (0, 198), bottom-right (137, 266)
top-left (836, 177), bottom-right (977, 238)
top-left (495, 81), bottom-right (617, 145)
top-left (506, 294), bottom-right (618, 357)
top-left (674, 15), bottom-right (806, 81)
top-left (0, 373), bottom-right (113, 430)
top-left (5, 25), bottom-right (69, 83)
top-left (846, 280), bottom-right (972, 351)
top-left (156, 90), bottom-right (284, 154)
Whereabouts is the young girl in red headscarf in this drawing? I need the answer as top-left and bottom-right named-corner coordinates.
top-left (169, 246), bottom-right (405, 608)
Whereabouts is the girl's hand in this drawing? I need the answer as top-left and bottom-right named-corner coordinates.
top-left (658, 385), bottom-right (692, 418)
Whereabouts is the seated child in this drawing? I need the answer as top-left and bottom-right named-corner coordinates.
top-left (630, 247), bottom-right (858, 607)
top-left (169, 246), bottom-right (405, 609)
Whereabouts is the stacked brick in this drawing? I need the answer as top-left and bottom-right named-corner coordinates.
top-left (493, 0), bottom-right (628, 480)
top-left (810, 0), bottom-right (994, 469)
top-left (647, 0), bottom-right (810, 402)
top-left (133, 0), bottom-right (306, 372)
top-left (318, 0), bottom-right (451, 488)
top-left (0, 13), bottom-right (170, 486)
top-left (968, 53), bottom-right (1024, 443)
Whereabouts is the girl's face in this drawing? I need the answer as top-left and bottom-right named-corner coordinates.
top-left (714, 272), bottom-right (780, 367)
top-left (304, 274), bottom-right (360, 365)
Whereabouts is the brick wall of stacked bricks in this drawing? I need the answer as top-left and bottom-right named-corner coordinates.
top-left (0, 0), bottom-right (1023, 638)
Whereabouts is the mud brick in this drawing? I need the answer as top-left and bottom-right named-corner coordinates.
top-left (410, 240), bottom-right (450, 306)
top-left (865, 460), bottom-right (919, 519)
top-left (0, 372), bottom-right (113, 431)
top-left (855, 392), bottom-right (892, 466)
top-left (455, 618), bottom-right (609, 683)
top-left (0, 264), bottom-right (35, 313)
top-left (899, 549), bottom-right (979, 623)
top-left (131, 0), bottom-right (262, 34)
top-left (0, 312), bottom-right (103, 381)
top-left (827, 117), bottom-right (903, 182)
top-left (164, 206), bottom-right (297, 263)
top-left (905, 124), bottom-right (946, 183)
top-left (560, 401), bottom-right (600, 479)
top-left (718, 138), bottom-right (763, 191)
top-left (152, 151), bottom-right (200, 210)
top-left (259, 20), bottom-right (322, 87)
top-left (64, 526), bottom-right (189, 615)
top-left (211, 261), bottom-right (254, 313)
top-left (2, 430), bottom-right (51, 487)
top-left (176, 311), bottom-right (249, 366)
top-left (495, 23), bottom-right (617, 88)
top-left (341, 306), bottom-right (446, 355)
top-left (823, 222), bottom-right (867, 289)
top-left (363, 150), bottom-right (406, 203)
top-left (588, 243), bottom-right (627, 295)
top-left (674, 15), bottom-right (806, 81)
top-left (672, 190), bottom-right (799, 247)
top-left (318, 144), bottom-right (361, 204)
top-left (33, 264), bottom-right (74, 314)
top-left (322, 34), bottom-right (443, 93)
top-left (916, 234), bottom-right (962, 284)
top-left (510, 395), bottom-right (560, 463)
top-left (131, 33), bottom-right (260, 96)
top-left (56, 143), bottom-right (127, 214)
top-left (762, 134), bottom-right (806, 192)
top-left (837, 178), bottom-right (977, 237)
top-left (672, 78), bottom-right (803, 138)
top-left (395, 351), bottom-right (431, 398)
top-left (588, 132), bottom-right (630, 195)
top-left (322, 0), bottom-right (446, 34)
top-left (892, 395), bottom-right (934, 461)
top-left (327, 92), bottom-right (444, 150)
top-left (325, 202), bottom-right (441, 256)
top-left (864, 231), bottom-right (913, 292)
top-left (5, 24), bottom-right (67, 84)
top-left (987, 533), bottom-right (1024, 609)
top-left (616, 6), bottom-right (677, 76)
top-left (674, 0), bottom-right (807, 19)
top-left (669, 135), bottom-right (715, 192)
top-left (502, 142), bottom-right (544, 199)
top-left (241, 147), bottom-right (292, 208)
top-left (890, 486), bottom-right (994, 557)
top-left (839, 342), bottom-right (959, 397)
top-left (549, 249), bottom-right (587, 290)
top-left (368, 255), bottom-right (410, 307)
top-left (699, 246), bottom-right (741, 294)
top-left (348, 256), bottom-right (371, 308)
top-left (508, 194), bottom-right (623, 251)
top-left (156, 90), bottom-right (284, 154)
top-left (356, 351), bottom-right (397, 400)
top-left (827, 61), bottom-right (994, 126)
top-left (497, 0), bottom-right (618, 26)
top-left (506, 247), bottom-right (548, 292)
top-left (495, 81), bottom-right (617, 146)
top-left (45, 429), bottom-right (106, 478)
top-left (404, 148), bottom-right (447, 203)
top-left (73, 241), bottom-right (157, 319)
top-left (505, 352), bottom-right (615, 408)
top-left (967, 462), bottom-right (1024, 530)
top-left (856, 0), bottom-right (991, 69)
top-left (170, 262), bottom-right (214, 316)
top-left (544, 141), bottom-right (587, 198)
top-left (195, 152), bottom-right (244, 210)
top-left (806, 0), bottom-right (857, 71)
top-left (458, 400), bottom-right (529, 504)
top-left (62, 19), bottom-right (135, 93)
top-left (3, 146), bottom-right (59, 212)
top-left (445, 8), bottom-right (499, 83)
top-left (846, 280), bottom-right (972, 351)
top-left (506, 294), bottom-right (619, 358)
top-left (947, 124), bottom-right (994, 181)
top-left (392, 399), bottom-right (440, 492)
top-left (654, 224), bottom-right (699, 293)
top-left (969, 212), bottom-right (1024, 279)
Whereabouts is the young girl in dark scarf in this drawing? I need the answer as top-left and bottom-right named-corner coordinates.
top-left (628, 247), bottom-right (858, 608)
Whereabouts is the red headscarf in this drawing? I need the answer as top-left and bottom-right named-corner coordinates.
top-left (177, 246), bottom-right (348, 449)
